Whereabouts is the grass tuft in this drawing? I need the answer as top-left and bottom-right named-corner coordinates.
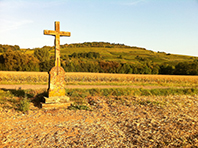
top-left (68, 104), bottom-right (90, 111)
top-left (66, 88), bottom-right (198, 98)
top-left (18, 98), bottom-right (30, 112)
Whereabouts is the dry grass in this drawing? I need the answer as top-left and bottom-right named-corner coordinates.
top-left (0, 71), bottom-right (48, 84)
top-left (0, 71), bottom-right (198, 87)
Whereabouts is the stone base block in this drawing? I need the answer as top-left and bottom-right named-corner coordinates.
top-left (48, 88), bottom-right (66, 98)
top-left (42, 101), bottom-right (73, 109)
top-left (44, 96), bottom-right (70, 104)
top-left (42, 96), bottom-right (72, 109)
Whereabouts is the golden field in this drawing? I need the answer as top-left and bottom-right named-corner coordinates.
top-left (0, 71), bottom-right (198, 87)
top-left (0, 71), bottom-right (198, 147)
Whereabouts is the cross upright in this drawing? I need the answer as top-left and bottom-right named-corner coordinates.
top-left (44, 21), bottom-right (70, 67)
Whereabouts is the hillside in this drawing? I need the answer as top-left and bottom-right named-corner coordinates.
top-left (1, 42), bottom-right (198, 75)
top-left (21, 42), bottom-right (197, 64)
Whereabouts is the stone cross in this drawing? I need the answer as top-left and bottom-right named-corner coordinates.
top-left (43, 21), bottom-right (71, 99)
top-left (44, 21), bottom-right (70, 67)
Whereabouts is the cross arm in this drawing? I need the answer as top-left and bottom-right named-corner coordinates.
top-left (44, 30), bottom-right (56, 36)
top-left (60, 31), bottom-right (71, 37)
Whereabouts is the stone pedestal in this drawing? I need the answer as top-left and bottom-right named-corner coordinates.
top-left (42, 96), bottom-right (73, 109)
top-left (42, 102), bottom-right (72, 109)
top-left (48, 66), bottom-right (66, 97)
top-left (43, 21), bottom-right (72, 110)
top-left (42, 66), bottom-right (73, 109)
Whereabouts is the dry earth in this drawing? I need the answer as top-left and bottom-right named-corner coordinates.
top-left (0, 95), bottom-right (198, 147)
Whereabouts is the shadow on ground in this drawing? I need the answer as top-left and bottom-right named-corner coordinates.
top-left (1, 88), bottom-right (48, 109)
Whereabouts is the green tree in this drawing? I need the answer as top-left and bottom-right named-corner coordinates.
top-left (0, 44), bottom-right (20, 53)
top-left (39, 60), bottom-right (54, 72)
top-left (190, 61), bottom-right (198, 75)
top-left (34, 48), bottom-right (50, 63)
top-left (2, 50), bottom-right (39, 71)
top-left (160, 64), bottom-right (175, 75)
top-left (174, 61), bottom-right (198, 75)
top-left (152, 66), bottom-right (159, 74)
top-left (174, 62), bottom-right (188, 75)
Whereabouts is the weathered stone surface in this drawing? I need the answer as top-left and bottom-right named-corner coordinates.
top-left (43, 21), bottom-right (71, 107)
top-left (48, 66), bottom-right (66, 98)
top-left (44, 21), bottom-right (70, 67)
top-left (41, 102), bottom-right (73, 109)
top-left (44, 96), bottom-right (70, 104)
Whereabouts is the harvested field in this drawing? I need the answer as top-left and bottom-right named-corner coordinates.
top-left (0, 71), bottom-right (198, 88)
top-left (0, 84), bottom-right (174, 90)
top-left (0, 71), bottom-right (198, 147)
top-left (0, 95), bottom-right (198, 147)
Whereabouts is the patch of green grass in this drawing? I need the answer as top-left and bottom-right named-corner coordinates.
top-left (0, 82), bottom-right (47, 85)
top-left (1, 87), bottom-right (197, 111)
top-left (68, 104), bottom-right (90, 111)
top-left (65, 81), bottom-right (198, 88)
top-left (0, 89), bottom-right (14, 98)
top-left (66, 88), bottom-right (198, 99)
top-left (0, 90), bottom-right (15, 107)
top-left (18, 98), bottom-right (30, 112)
top-left (0, 89), bottom-right (40, 111)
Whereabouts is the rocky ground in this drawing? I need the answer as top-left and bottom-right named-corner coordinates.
top-left (0, 95), bottom-right (198, 147)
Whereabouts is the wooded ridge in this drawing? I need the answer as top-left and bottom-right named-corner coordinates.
top-left (0, 42), bottom-right (198, 75)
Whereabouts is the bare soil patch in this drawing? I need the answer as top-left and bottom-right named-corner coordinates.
top-left (0, 95), bottom-right (198, 147)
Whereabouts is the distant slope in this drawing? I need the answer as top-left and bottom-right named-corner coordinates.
top-left (59, 42), bottom-right (196, 64)
top-left (21, 41), bottom-right (197, 64)
top-left (2, 42), bottom-right (198, 75)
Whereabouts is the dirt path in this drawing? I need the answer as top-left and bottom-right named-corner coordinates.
top-left (0, 84), bottom-right (174, 90)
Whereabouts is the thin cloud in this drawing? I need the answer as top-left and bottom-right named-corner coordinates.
top-left (0, 0), bottom-right (67, 11)
top-left (121, 0), bottom-right (146, 6)
top-left (0, 0), bottom-right (25, 11)
top-left (21, 0), bottom-right (67, 8)
top-left (0, 19), bottom-right (33, 33)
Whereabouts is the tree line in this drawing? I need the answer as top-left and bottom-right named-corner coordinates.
top-left (69, 52), bottom-right (100, 59)
top-left (0, 44), bottom-right (198, 75)
top-left (61, 42), bottom-right (138, 49)
top-left (61, 59), bottom-right (198, 75)
top-left (0, 44), bottom-right (20, 53)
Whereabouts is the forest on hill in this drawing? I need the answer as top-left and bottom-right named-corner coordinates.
top-left (0, 42), bottom-right (198, 75)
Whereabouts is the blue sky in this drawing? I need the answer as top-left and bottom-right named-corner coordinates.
top-left (0, 0), bottom-right (198, 56)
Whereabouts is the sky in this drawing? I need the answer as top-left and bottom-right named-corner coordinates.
top-left (0, 0), bottom-right (198, 57)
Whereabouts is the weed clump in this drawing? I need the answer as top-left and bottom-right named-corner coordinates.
top-left (18, 98), bottom-right (30, 112)
top-left (68, 104), bottom-right (90, 111)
